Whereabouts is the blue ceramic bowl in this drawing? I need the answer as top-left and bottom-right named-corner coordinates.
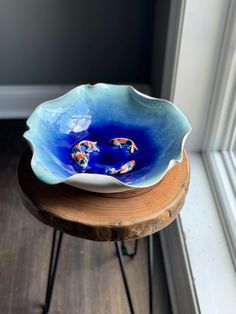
top-left (24, 83), bottom-right (191, 193)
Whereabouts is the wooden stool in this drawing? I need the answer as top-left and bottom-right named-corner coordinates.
top-left (17, 149), bottom-right (190, 314)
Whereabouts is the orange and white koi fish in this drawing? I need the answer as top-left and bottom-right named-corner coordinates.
top-left (107, 160), bottom-right (136, 175)
top-left (109, 138), bottom-right (138, 153)
top-left (71, 140), bottom-right (99, 168)
top-left (79, 140), bottom-right (100, 153)
top-left (120, 160), bottom-right (136, 173)
top-left (71, 151), bottom-right (89, 168)
top-left (106, 167), bottom-right (120, 175)
top-left (73, 143), bottom-right (82, 151)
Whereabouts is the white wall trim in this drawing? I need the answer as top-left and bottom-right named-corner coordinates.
top-left (0, 84), bottom-right (151, 119)
top-left (0, 85), bottom-right (76, 119)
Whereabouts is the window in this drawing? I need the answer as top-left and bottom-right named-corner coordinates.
top-left (202, 3), bottom-right (236, 267)
top-left (160, 0), bottom-right (236, 313)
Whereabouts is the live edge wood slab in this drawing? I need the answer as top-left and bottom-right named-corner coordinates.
top-left (17, 149), bottom-right (190, 241)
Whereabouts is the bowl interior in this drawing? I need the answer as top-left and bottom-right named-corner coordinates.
top-left (25, 84), bottom-right (191, 187)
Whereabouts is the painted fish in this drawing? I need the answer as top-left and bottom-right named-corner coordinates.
top-left (79, 140), bottom-right (100, 153)
top-left (71, 151), bottom-right (89, 168)
top-left (107, 160), bottom-right (136, 175)
top-left (109, 138), bottom-right (138, 153)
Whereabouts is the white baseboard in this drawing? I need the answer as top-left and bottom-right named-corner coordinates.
top-left (0, 85), bottom-right (76, 119)
top-left (0, 84), bottom-right (151, 119)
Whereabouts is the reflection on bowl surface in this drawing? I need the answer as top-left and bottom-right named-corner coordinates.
top-left (24, 83), bottom-right (191, 192)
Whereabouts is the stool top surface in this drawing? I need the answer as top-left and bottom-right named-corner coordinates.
top-left (17, 150), bottom-right (190, 241)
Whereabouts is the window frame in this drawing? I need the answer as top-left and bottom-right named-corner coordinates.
top-left (201, 0), bottom-right (236, 268)
top-left (159, 0), bottom-right (236, 313)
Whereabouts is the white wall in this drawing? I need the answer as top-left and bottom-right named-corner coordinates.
top-left (0, 0), bottom-right (231, 153)
top-left (172, 0), bottom-right (230, 152)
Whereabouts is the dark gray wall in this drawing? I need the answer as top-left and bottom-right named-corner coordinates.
top-left (0, 0), bottom-right (169, 89)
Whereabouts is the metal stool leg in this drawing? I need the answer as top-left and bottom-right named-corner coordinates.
top-left (148, 234), bottom-right (154, 314)
top-left (115, 242), bottom-right (135, 314)
top-left (43, 232), bottom-right (153, 314)
top-left (43, 229), bottom-right (63, 314)
top-left (121, 240), bottom-right (139, 258)
top-left (116, 236), bottom-right (155, 314)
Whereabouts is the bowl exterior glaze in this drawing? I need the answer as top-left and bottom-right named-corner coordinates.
top-left (24, 83), bottom-right (191, 193)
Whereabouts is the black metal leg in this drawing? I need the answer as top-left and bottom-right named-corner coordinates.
top-left (116, 235), bottom-right (154, 314)
top-left (42, 231), bottom-right (153, 314)
top-left (43, 229), bottom-right (63, 314)
top-left (115, 242), bottom-right (135, 314)
top-left (121, 240), bottom-right (139, 257)
top-left (148, 235), bottom-right (154, 314)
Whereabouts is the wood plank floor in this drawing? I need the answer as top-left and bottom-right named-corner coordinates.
top-left (0, 120), bottom-right (172, 314)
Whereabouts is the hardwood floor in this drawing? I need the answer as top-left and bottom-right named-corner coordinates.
top-left (0, 120), bottom-right (172, 314)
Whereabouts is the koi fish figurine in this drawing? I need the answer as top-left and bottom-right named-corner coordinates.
top-left (120, 160), bottom-right (136, 174)
top-left (79, 140), bottom-right (100, 153)
top-left (109, 138), bottom-right (138, 153)
top-left (106, 167), bottom-right (120, 175)
top-left (106, 160), bottom-right (136, 175)
top-left (73, 143), bottom-right (82, 151)
top-left (71, 151), bottom-right (89, 169)
top-left (71, 140), bottom-right (99, 169)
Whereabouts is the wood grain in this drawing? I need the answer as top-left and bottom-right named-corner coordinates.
top-left (17, 149), bottom-right (189, 241)
top-left (0, 136), bottom-right (172, 314)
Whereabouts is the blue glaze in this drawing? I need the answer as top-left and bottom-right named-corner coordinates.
top-left (24, 84), bottom-right (191, 188)
top-left (55, 123), bottom-right (159, 184)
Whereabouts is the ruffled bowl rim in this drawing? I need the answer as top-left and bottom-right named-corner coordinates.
top-left (24, 83), bottom-right (192, 192)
